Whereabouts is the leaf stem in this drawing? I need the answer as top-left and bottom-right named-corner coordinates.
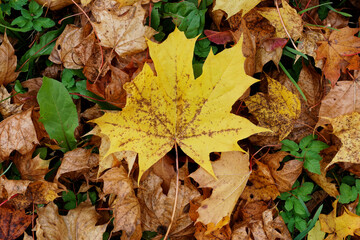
top-left (164, 142), bottom-right (180, 239)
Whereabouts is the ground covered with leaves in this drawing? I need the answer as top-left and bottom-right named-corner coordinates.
top-left (0, 0), bottom-right (360, 239)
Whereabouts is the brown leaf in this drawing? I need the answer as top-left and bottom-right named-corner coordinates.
top-left (255, 45), bottom-right (283, 73)
top-left (263, 151), bottom-right (303, 193)
top-left (0, 206), bottom-right (32, 240)
top-left (13, 78), bottom-right (42, 110)
top-left (0, 177), bottom-right (31, 199)
top-left (0, 108), bottom-right (39, 162)
top-left (36, 202), bottom-right (108, 240)
top-left (101, 166), bottom-right (142, 239)
top-left (0, 85), bottom-right (22, 118)
top-left (33, 0), bottom-right (75, 10)
top-left (13, 150), bottom-right (50, 181)
top-left (194, 222), bottom-right (231, 240)
top-left (55, 148), bottom-right (99, 183)
top-left (150, 155), bottom-right (176, 194)
top-left (240, 160), bottom-right (279, 202)
top-left (298, 30), bottom-right (325, 69)
top-left (0, 32), bottom-right (19, 86)
top-left (138, 168), bottom-right (200, 238)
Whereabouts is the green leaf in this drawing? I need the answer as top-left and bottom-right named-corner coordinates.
top-left (33, 17), bottom-right (55, 31)
top-left (8, 0), bottom-right (27, 10)
top-left (299, 135), bottom-right (315, 150)
top-left (281, 139), bottom-right (299, 152)
top-left (339, 184), bottom-right (357, 204)
top-left (11, 16), bottom-right (27, 27)
top-left (62, 190), bottom-right (76, 202)
top-left (294, 216), bottom-right (307, 232)
top-left (294, 200), bottom-right (307, 216)
top-left (61, 68), bottom-right (76, 89)
top-left (20, 8), bottom-right (32, 20)
top-left (304, 151), bottom-right (322, 174)
top-left (194, 37), bottom-right (210, 58)
top-left (285, 198), bottom-right (294, 211)
top-left (29, 0), bottom-right (42, 16)
top-left (307, 140), bottom-right (329, 153)
top-left (64, 201), bottom-right (76, 210)
top-left (37, 77), bottom-right (79, 152)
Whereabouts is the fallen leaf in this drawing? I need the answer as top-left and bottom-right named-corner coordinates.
top-left (0, 108), bottom-right (39, 162)
top-left (240, 160), bottom-right (280, 202)
top-left (91, 28), bottom-right (268, 181)
top-left (34, 0), bottom-right (75, 10)
top-left (194, 222), bottom-right (232, 240)
top-left (0, 206), bottom-right (32, 240)
top-left (255, 45), bottom-right (283, 73)
top-left (35, 202), bottom-right (107, 240)
top-left (316, 27), bottom-right (360, 86)
top-left (327, 112), bottom-right (360, 167)
top-left (245, 75), bottom-right (301, 141)
top-left (13, 78), bottom-right (43, 110)
top-left (319, 200), bottom-right (360, 240)
top-left (138, 168), bottom-right (200, 238)
top-left (13, 150), bottom-right (50, 181)
top-left (317, 81), bottom-right (359, 127)
top-left (0, 85), bottom-right (22, 118)
top-left (91, 0), bottom-right (156, 57)
top-left (150, 155), bottom-right (176, 194)
top-left (190, 151), bottom-right (250, 227)
top-left (0, 32), bottom-right (19, 86)
top-left (297, 30), bottom-right (325, 68)
top-left (204, 30), bottom-right (234, 45)
top-left (213, 0), bottom-right (263, 18)
top-left (101, 166), bottom-right (142, 239)
top-left (263, 151), bottom-right (303, 192)
top-left (257, 0), bottom-right (303, 40)
top-left (308, 220), bottom-right (326, 240)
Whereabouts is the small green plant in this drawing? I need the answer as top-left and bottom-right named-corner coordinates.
top-left (279, 180), bottom-right (314, 233)
top-left (281, 135), bottom-right (329, 174)
top-left (338, 175), bottom-right (360, 215)
top-left (62, 190), bottom-right (97, 210)
top-left (10, 0), bottom-right (55, 32)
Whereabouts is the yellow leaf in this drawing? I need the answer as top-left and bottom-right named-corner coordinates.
top-left (244, 76), bottom-right (301, 140)
top-left (308, 220), bottom-right (326, 240)
top-left (91, 28), bottom-right (269, 181)
top-left (189, 151), bottom-right (250, 227)
top-left (257, 0), bottom-right (303, 40)
top-left (213, 0), bottom-right (263, 18)
top-left (327, 112), bottom-right (360, 167)
top-left (319, 200), bottom-right (360, 240)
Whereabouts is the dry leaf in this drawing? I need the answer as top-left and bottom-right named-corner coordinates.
top-left (319, 200), bottom-right (360, 240)
top-left (263, 151), bottom-right (303, 193)
top-left (190, 151), bottom-right (250, 227)
top-left (91, 28), bottom-right (268, 181)
top-left (297, 30), bottom-right (325, 68)
top-left (0, 32), bottom-right (19, 86)
top-left (0, 206), bottom-right (32, 240)
top-left (317, 81), bottom-right (359, 127)
top-left (0, 108), bottom-right (39, 162)
top-left (213, 0), bottom-right (263, 18)
top-left (13, 150), bottom-right (50, 181)
top-left (255, 45), bottom-right (283, 73)
top-left (138, 168), bottom-right (200, 238)
top-left (33, 0), bottom-right (75, 10)
top-left (0, 85), bottom-right (22, 118)
top-left (91, 0), bottom-right (156, 57)
top-left (316, 27), bottom-right (360, 86)
top-left (101, 166), bottom-right (142, 239)
top-left (13, 78), bottom-right (42, 110)
top-left (327, 112), bottom-right (360, 167)
top-left (257, 0), bottom-right (303, 40)
top-left (245, 76), bottom-right (301, 141)
top-left (36, 202), bottom-right (107, 240)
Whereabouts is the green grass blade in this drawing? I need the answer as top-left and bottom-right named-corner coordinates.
top-left (284, 46), bottom-right (308, 60)
top-left (298, 2), bottom-right (333, 15)
top-left (293, 204), bottom-right (323, 240)
top-left (279, 61), bottom-right (307, 101)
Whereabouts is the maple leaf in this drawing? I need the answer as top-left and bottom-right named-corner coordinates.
top-left (0, 32), bottom-right (19, 86)
top-left (189, 151), bottom-right (250, 227)
top-left (213, 0), bottom-right (263, 18)
top-left (319, 200), bottom-right (360, 240)
top-left (316, 27), bottom-right (360, 86)
top-left (91, 28), bottom-right (268, 179)
top-left (327, 112), bottom-right (360, 167)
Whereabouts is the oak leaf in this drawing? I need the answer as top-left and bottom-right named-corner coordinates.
top-left (245, 76), bottom-right (301, 141)
top-left (91, 28), bottom-right (268, 180)
top-left (35, 202), bottom-right (107, 240)
top-left (213, 0), bottom-right (263, 18)
top-left (316, 27), bottom-right (360, 86)
top-left (319, 200), bottom-right (360, 240)
top-left (327, 112), bottom-right (360, 167)
top-left (0, 32), bottom-right (19, 86)
top-left (189, 151), bottom-right (250, 227)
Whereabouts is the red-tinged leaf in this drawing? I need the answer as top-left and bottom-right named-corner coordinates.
top-left (204, 30), bottom-right (234, 45)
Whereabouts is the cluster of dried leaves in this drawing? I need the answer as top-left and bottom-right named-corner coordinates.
top-left (0, 0), bottom-right (360, 239)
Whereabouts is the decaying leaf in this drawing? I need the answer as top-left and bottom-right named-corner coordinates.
top-left (190, 151), bottom-right (250, 227)
top-left (316, 27), bottom-right (360, 86)
top-left (317, 81), bottom-right (360, 127)
top-left (0, 32), bottom-right (19, 86)
top-left (34, 0), bottom-right (75, 10)
top-left (213, 0), bottom-right (263, 18)
top-left (0, 108), bottom-right (39, 162)
top-left (297, 30), bottom-right (325, 68)
top-left (91, 28), bottom-right (268, 181)
top-left (101, 166), bottom-right (142, 239)
top-left (257, 0), bottom-right (303, 40)
top-left (245, 76), bottom-right (301, 141)
top-left (36, 202), bottom-right (107, 240)
top-left (91, 0), bottom-right (156, 57)
top-left (319, 200), bottom-right (360, 240)
top-left (327, 112), bottom-right (360, 167)
top-left (138, 167), bottom-right (200, 238)
top-left (0, 85), bottom-right (22, 118)
top-left (13, 150), bottom-right (50, 181)
top-left (0, 206), bottom-right (32, 240)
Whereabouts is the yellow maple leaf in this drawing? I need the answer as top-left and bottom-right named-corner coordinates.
top-left (244, 76), bottom-right (301, 140)
top-left (213, 0), bottom-right (263, 18)
top-left (327, 112), bottom-right (360, 167)
top-left (189, 151), bottom-right (250, 227)
top-left (257, 0), bottom-right (303, 40)
top-left (319, 200), bottom-right (360, 240)
top-left (91, 28), bottom-right (268, 180)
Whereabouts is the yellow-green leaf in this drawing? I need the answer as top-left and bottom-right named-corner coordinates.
top-left (91, 28), bottom-right (268, 181)
top-left (213, 0), bottom-right (263, 18)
